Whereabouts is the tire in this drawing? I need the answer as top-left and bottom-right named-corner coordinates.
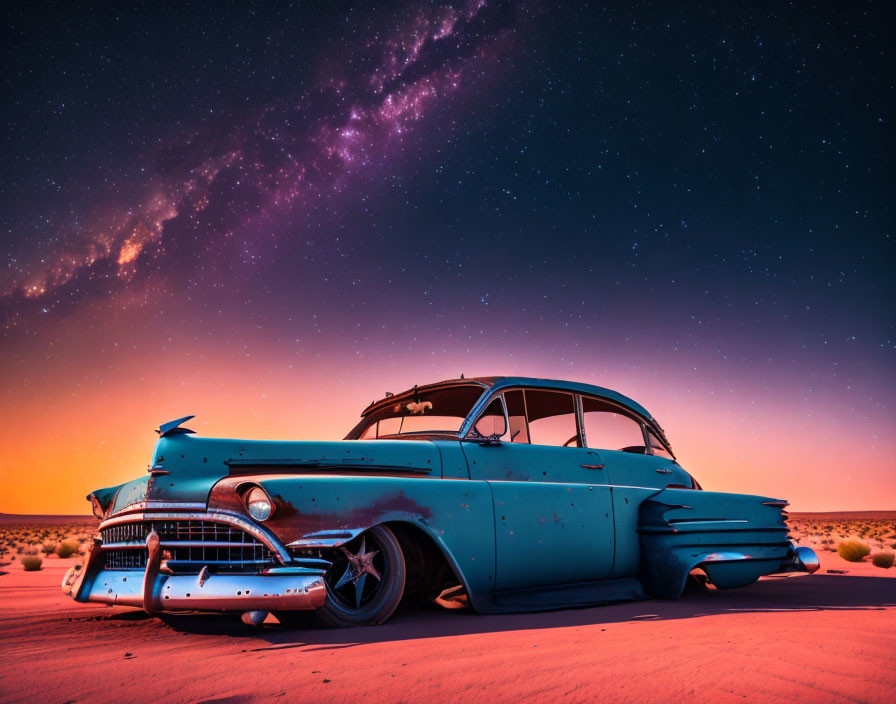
top-left (278, 525), bottom-right (406, 628)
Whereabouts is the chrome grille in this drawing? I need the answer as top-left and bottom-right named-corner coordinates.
top-left (100, 519), bottom-right (276, 574)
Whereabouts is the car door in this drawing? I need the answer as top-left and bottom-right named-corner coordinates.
top-left (580, 395), bottom-right (692, 490)
top-left (461, 389), bottom-right (615, 592)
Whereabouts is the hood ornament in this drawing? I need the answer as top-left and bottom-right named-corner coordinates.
top-left (156, 415), bottom-right (197, 437)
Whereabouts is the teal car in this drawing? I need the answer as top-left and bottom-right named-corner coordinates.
top-left (63, 376), bottom-right (819, 627)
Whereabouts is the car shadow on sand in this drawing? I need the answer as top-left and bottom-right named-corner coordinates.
top-left (149, 572), bottom-right (895, 646)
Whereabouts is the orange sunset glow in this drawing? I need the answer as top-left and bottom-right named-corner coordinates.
top-left (2, 297), bottom-right (893, 515)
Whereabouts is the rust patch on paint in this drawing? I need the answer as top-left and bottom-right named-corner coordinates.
top-left (208, 476), bottom-right (435, 546)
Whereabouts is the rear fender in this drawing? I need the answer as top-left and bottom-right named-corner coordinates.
top-left (638, 488), bottom-right (791, 598)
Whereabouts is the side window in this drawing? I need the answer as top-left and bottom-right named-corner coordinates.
top-left (504, 390), bottom-right (529, 443)
top-left (646, 430), bottom-right (674, 459)
top-left (472, 398), bottom-right (508, 439)
top-left (581, 396), bottom-right (645, 452)
top-left (525, 390), bottom-right (580, 447)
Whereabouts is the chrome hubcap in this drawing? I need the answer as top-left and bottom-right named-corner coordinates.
top-left (332, 535), bottom-right (382, 608)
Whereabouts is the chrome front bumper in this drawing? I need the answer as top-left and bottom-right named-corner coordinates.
top-left (63, 529), bottom-right (327, 614)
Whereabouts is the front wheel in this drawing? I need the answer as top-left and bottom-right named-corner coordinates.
top-left (279, 525), bottom-right (405, 628)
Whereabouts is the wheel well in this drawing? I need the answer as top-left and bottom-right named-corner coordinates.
top-left (385, 521), bottom-right (464, 602)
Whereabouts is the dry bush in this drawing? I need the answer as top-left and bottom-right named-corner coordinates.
top-left (40, 541), bottom-right (56, 555)
top-left (837, 539), bottom-right (871, 562)
top-left (871, 551), bottom-right (894, 569)
top-left (55, 538), bottom-right (81, 559)
top-left (21, 555), bottom-right (42, 571)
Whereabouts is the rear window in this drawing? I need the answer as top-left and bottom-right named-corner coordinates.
top-left (581, 396), bottom-right (645, 452)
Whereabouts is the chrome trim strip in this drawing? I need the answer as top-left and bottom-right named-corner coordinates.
top-left (227, 458), bottom-right (321, 467)
top-left (574, 393), bottom-right (586, 449)
top-left (263, 565), bottom-right (330, 575)
top-left (162, 558), bottom-right (273, 565)
top-left (470, 479), bottom-right (686, 491)
top-left (101, 540), bottom-right (273, 550)
top-left (700, 551), bottom-right (751, 562)
top-left (667, 519), bottom-right (749, 526)
top-left (288, 528), bottom-right (364, 549)
top-left (227, 462), bottom-right (434, 475)
top-left (110, 501), bottom-right (207, 517)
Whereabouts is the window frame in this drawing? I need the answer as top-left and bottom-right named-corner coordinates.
top-left (503, 388), bottom-right (531, 444)
top-left (467, 387), bottom-right (585, 448)
top-left (578, 393), bottom-right (646, 452)
top-left (524, 389), bottom-right (582, 448)
top-left (577, 392), bottom-right (675, 458)
top-left (462, 386), bottom-right (675, 458)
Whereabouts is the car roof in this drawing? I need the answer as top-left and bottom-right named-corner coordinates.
top-left (362, 376), bottom-right (660, 429)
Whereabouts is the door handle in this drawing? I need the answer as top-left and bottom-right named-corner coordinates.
top-left (581, 464), bottom-right (604, 470)
top-left (656, 468), bottom-right (672, 474)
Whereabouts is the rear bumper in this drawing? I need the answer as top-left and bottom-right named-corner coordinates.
top-left (777, 545), bottom-right (820, 574)
top-left (62, 535), bottom-right (327, 613)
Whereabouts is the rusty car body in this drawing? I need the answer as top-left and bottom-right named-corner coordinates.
top-left (63, 376), bottom-right (819, 626)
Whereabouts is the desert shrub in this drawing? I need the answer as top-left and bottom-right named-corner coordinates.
top-left (871, 551), bottom-right (894, 569)
top-left (55, 539), bottom-right (80, 559)
top-left (837, 539), bottom-right (871, 562)
top-left (21, 556), bottom-right (42, 571)
top-left (40, 541), bottom-right (56, 555)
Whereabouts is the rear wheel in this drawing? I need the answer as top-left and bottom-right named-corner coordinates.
top-left (277, 524), bottom-right (405, 628)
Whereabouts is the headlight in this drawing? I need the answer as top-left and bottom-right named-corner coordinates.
top-left (244, 486), bottom-right (274, 522)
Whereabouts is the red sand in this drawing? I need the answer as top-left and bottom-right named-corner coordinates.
top-left (1, 549), bottom-right (893, 704)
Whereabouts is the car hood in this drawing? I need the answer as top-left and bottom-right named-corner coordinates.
top-left (105, 434), bottom-right (442, 515)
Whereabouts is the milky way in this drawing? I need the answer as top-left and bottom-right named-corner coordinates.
top-left (1, 1), bottom-right (893, 513)
top-left (2, 0), bottom-right (522, 328)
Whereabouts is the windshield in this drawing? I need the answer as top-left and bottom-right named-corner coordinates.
top-left (347, 384), bottom-right (487, 439)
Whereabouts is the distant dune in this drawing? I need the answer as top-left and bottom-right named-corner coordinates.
top-left (789, 510), bottom-right (896, 520)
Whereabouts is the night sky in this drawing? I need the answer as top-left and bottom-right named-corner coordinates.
top-left (1, 1), bottom-right (893, 513)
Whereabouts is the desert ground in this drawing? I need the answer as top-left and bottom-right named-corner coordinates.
top-left (1, 512), bottom-right (894, 704)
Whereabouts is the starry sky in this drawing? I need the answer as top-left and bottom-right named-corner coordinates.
top-left (1, 1), bottom-right (893, 514)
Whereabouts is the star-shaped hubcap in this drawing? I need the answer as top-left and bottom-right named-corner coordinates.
top-left (333, 535), bottom-right (381, 608)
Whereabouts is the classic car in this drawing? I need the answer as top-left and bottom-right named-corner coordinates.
top-left (63, 376), bottom-right (819, 627)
